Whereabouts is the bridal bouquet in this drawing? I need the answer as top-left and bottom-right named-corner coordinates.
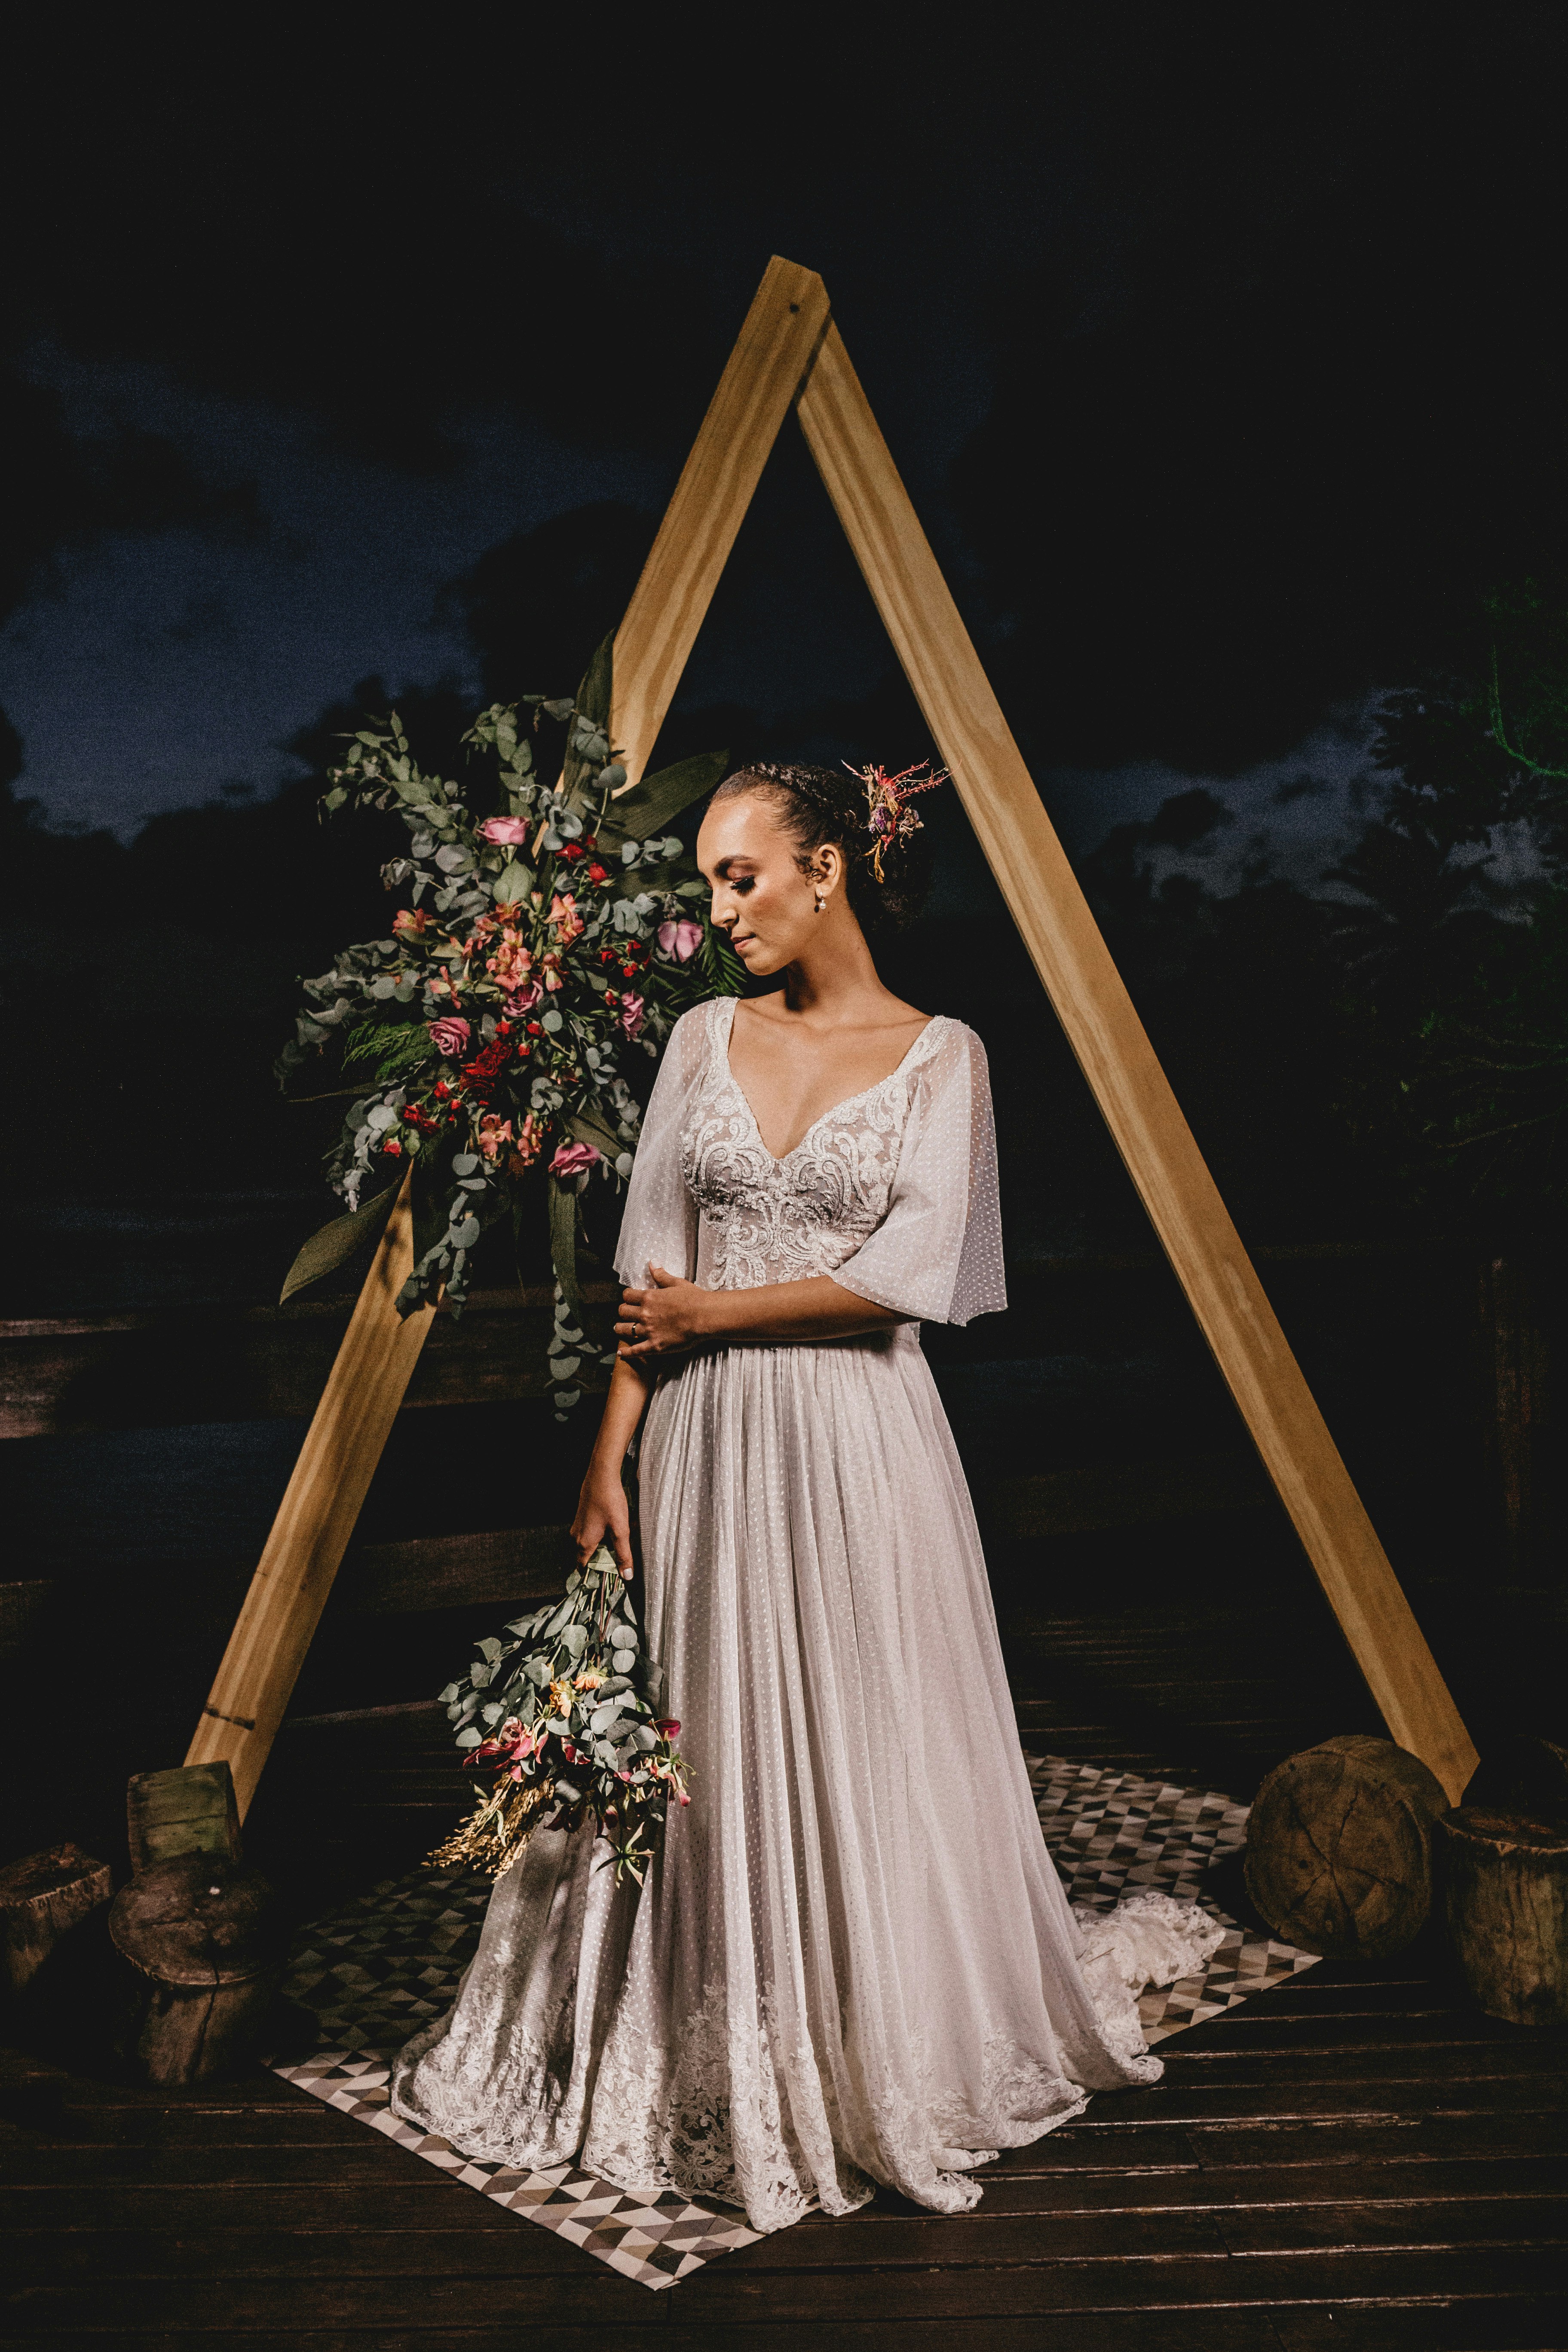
top-left (430, 1542), bottom-right (689, 1886)
top-left (276, 636), bottom-right (743, 1411)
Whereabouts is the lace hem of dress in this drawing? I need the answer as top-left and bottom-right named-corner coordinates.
top-left (392, 1891), bottom-right (1227, 2234)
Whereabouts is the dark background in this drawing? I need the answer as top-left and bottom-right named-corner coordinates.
top-left (4, 16), bottom-right (1568, 1820)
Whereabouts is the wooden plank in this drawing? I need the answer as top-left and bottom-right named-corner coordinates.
top-left (610, 254), bottom-right (832, 782)
top-left (792, 306), bottom-right (1477, 1805)
top-left (182, 1180), bottom-right (436, 1817)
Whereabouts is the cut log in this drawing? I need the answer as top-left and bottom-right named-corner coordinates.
top-left (1243, 1733), bottom-right (1449, 1957)
top-left (1436, 1806), bottom-right (1568, 2027)
top-left (127, 1760), bottom-right (242, 1873)
top-left (0, 1843), bottom-right (113, 2000)
top-left (108, 1851), bottom-right (282, 2084)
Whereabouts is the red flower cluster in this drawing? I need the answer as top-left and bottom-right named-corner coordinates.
top-left (459, 1031), bottom-right (523, 1105)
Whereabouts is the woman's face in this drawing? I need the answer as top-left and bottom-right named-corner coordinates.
top-left (696, 789), bottom-right (842, 977)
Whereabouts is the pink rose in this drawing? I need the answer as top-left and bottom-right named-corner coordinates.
top-left (503, 979), bottom-right (542, 1016)
top-left (657, 918), bottom-right (703, 962)
top-left (548, 1140), bottom-right (600, 1180)
top-left (479, 816), bottom-right (532, 845)
top-left (619, 991), bottom-right (646, 1038)
top-left (428, 1016), bottom-right (470, 1058)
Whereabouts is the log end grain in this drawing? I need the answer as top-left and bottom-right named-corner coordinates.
top-left (1243, 1733), bottom-right (1449, 1958)
top-left (108, 1851), bottom-right (285, 2086)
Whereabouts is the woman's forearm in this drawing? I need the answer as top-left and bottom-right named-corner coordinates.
top-left (693, 1275), bottom-right (905, 1344)
top-left (589, 1351), bottom-right (655, 1469)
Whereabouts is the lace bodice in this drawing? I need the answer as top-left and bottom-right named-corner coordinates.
top-left (616, 995), bottom-right (1007, 1324)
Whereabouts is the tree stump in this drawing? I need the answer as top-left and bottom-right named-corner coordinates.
top-left (0, 1844), bottom-right (113, 2001)
top-left (109, 1851), bottom-right (282, 2084)
top-left (1436, 1807), bottom-right (1568, 2026)
top-left (1244, 1733), bottom-right (1449, 1957)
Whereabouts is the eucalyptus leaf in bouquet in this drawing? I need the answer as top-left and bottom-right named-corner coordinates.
top-left (276, 636), bottom-right (744, 1412)
top-left (432, 1542), bottom-right (689, 1886)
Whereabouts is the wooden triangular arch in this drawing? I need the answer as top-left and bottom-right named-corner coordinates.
top-left (189, 257), bottom-right (1476, 1816)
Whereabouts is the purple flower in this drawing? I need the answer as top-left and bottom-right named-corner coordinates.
top-left (428, 1017), bottom-right (471, 1058)
top-left (657, 918), bottom-right (703, 962)
top-left (618, 991), bottom-right (646, 1038)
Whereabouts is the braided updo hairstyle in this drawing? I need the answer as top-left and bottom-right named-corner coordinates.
top-left (710, 762), bottom-right (933, 938)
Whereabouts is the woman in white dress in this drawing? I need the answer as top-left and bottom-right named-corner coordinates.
top-left (392, 761), bottom-right (1222, 2231)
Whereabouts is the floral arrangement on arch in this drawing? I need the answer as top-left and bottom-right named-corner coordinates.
top-left (276, 637), bottom-right (743, 1413)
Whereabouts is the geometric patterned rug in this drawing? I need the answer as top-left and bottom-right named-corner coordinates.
top-left (267, 1751), bottom-right (1320, 2292)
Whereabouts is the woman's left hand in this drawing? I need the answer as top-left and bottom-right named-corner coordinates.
top-left (616, 1265), bottom-right (712, 1359)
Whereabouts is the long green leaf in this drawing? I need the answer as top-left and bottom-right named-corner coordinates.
top-left (567, 1106), bottom-right (622, 1161)
top-left (279, 1188), bottom-right (397, 1304)
top-left (548, 1173), bottom-right (583, 1316)
top-left (577, 631), bottom-right (613, 727)
top-left (602, 749), bottom-right (729, 843)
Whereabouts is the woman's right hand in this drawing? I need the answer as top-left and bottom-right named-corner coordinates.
top-left (571, 1459), bottom-right (635, 1579)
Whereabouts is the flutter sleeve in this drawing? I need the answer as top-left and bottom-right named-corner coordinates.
top-left (833, 1019), bottom-right (1007, 1326)
top-left (613, 1001), bottom-right (710, 1287)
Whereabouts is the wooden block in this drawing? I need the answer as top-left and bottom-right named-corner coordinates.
top-left (1244, 1734), bottom-right (1450, 1957)
top-left (0, 1843), bottom-right (113, 1999)
top-left (1462, 1731), bottom-right (1568, 1817)
top-left (1437, 1805), bottom-right (1568, 2026)
top-left (109, 1852), bottom-right (283, 2085)
top-left (127, 1761), bottom-right (242, 1874)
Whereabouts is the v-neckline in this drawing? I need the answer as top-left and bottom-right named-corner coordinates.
top-left (718, 997), bottom-right (942, 1165)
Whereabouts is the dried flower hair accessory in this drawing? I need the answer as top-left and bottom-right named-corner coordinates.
top-left (845, 760), bottom-right (950, 882)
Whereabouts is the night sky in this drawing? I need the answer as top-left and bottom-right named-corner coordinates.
top-left (6, 17), bottom-right (1568, 880)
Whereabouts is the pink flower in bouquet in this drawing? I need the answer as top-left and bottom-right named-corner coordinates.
top-left (618, 991), bottom-right (646, 1039)
top-left (549, 1140), bottom-right (600, 1180)
top-left (503, 979), bottom-right (542, 1016)
top-left (479, 816), bottom-right (532, 846)
top-left (392, 907), bottom-right (430, 940)
top-left (487, 929), bottom-right (532, 990)
top-left (548, 892), bottom-right (585, 947)
top-left (657, 918), bottom-right (702, 962)
top-left (654, 1719), bottom-right (681, 1738)
top-left (427, 968), bottom-right (460, 1004)
top-left (476, 1114), bottom-right (514, 1161)
top-left (507, 1113), bottom-right (545, 1173)
top-left (540, 952), bottom-right (564, 992)
top-left (428, 1016), bottom-right (470, 1059)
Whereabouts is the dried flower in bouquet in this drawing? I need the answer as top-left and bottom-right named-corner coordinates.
top-left (431, 1543), bottom-right (688, 1886)
top-left (275, 634), bottom-right (744, 1412)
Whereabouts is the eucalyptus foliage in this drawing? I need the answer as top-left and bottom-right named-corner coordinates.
top-left (277, 638), bottom-right (743, 1411)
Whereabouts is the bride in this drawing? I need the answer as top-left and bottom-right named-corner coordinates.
top-left (392, 759), bottom-right (1222, 2230)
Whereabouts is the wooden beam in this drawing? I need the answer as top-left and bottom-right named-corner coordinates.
top-left (184, 1179), bottom-right (436, 1817)
top-left (611, 256), bottom-right (831, 782)
top-left (795, 314), bottom-right (1477, 1802)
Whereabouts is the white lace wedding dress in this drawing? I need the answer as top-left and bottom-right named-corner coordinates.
top-left (391, 995), bottom-right (1224, 2230)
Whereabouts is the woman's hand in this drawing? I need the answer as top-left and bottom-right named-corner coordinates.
top-left (616, 1265), bottom-right (712, 1361)
top-left (570, 1458), bottom-right (635, 1578)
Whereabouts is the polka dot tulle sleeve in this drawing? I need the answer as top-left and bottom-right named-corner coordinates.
top-left (832, 1021), bottom-right (1007, 1326)
top-left (612, 1005), bottom-right (707, 1287)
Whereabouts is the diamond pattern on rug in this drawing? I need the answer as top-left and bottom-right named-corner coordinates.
top-left (268, 1753), bottom-right (1317, 2290)
top-left (1027, 1752), bottom-right (1321, 2043)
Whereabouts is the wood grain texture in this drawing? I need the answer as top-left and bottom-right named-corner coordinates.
top-left (183, 1179), bottom-right (435, 1816)
top-left (793, 307), bottom-right (1476, 1804)
top-left (609, 255), bottom-right (830, 782)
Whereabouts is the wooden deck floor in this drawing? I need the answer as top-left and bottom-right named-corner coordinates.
top-left (4, 1552), bottom-right (1565, 2350)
